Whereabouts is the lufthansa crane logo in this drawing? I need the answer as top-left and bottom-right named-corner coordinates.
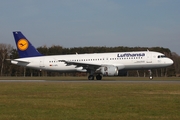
top-left (17, 39), bottom-right (29, 51)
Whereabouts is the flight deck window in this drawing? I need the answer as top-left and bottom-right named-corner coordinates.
top-left (158, 55), bottom-right (167, 58)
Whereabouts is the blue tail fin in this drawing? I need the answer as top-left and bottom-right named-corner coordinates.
top-left (13, 31), bottom-right (43, 58)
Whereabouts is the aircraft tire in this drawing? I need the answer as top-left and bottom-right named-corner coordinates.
top-left (96, 75), bottom-right (102, 80)
top-left (88, 75), bottom-right (94, 80)
top-left (149, 76), bottom-right (153, 80)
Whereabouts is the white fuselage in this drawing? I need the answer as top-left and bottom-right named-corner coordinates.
top-left (11, 51), bottom-right (173, 73)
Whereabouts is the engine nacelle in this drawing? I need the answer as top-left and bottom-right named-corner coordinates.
top-left (99, 66), bottom-right (118, 76)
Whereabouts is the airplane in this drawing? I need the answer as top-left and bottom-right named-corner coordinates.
top-left (11, 31), bottom-right (174, 80)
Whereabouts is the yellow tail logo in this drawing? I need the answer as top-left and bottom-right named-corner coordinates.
top-left (17, 39), bottom-right (29, 51)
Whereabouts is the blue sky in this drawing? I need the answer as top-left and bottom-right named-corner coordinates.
top-left (0, 0), bottom-right (180, 54)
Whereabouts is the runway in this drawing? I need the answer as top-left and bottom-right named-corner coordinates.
top-left (0, 80), bottom-right (180, 84)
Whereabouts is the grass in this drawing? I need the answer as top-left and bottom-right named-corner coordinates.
top-left (0, 79), bottom-right (180, 120)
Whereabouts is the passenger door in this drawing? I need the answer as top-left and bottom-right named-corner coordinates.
top-left (39, 58), bottom-right (45, 69)
top-left (146, 52), bottom-right (152, 63)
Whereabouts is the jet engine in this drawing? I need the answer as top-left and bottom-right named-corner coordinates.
top-left (99, 66), bottom-right (118, 76)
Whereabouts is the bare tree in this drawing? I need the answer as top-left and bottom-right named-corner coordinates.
top-left (0, 43), bottom-right (13, 76)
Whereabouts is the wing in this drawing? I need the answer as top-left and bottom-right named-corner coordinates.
top-left (59, 60), bottom-right (101, 70)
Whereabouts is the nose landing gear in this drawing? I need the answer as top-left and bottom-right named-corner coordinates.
top-left (148, 70), bottom-right (153, 80)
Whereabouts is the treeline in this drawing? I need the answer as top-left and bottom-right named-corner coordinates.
top-left (0, 43), bottom-right (180, 77)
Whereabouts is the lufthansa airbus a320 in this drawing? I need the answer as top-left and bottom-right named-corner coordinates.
top-left (11, 31), bottom-right (173, 80)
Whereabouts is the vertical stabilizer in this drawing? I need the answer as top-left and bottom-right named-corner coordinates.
top-left (13, 31), bottom-right (43, 58)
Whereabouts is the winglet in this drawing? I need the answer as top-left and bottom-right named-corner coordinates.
top-left (13, 31), bottom-right (43, 58)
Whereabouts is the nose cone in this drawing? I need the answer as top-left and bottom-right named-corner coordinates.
top-left (167, 58), bottom-right (174, 66)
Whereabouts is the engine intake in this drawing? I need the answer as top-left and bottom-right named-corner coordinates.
top-left (100, 66), bottom-right (118, 76)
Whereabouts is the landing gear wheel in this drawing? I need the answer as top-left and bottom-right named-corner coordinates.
top-left (96, 74), bottom-right (102, 80)
top-left (149, 75), bottom-right (153, 80)
top-left (88, 75), bottom-right (94, 80)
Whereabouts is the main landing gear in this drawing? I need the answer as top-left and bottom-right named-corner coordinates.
top-left (88, 74), bottom-right (102, 80)
top-left (88, 75), bottom-right (94, 80)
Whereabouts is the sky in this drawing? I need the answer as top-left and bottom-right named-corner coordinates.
top-left (0, 0), bottom-right (180, 55)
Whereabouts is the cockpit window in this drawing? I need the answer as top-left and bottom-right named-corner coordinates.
top-left (158, 55), bottom-right (167, 58)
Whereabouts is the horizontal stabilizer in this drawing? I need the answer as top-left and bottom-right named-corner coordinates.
top-left (11, 59), bottom-right (30, 65)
